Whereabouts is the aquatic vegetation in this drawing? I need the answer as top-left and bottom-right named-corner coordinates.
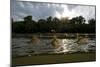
top-left (31, 35), bottom-right (40, 44)
top-left (51, 36), bottom-right (62, 49)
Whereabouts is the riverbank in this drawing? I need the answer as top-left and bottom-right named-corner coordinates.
top-left (12, 52), bottom-right (95, 66)
top-left (12, 33), bottom-right (95, 39)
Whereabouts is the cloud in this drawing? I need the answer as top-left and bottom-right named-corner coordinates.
top-left (72, 5), bottom-right (96, 21)
top-left (11, 0), bottom-right (95, 22)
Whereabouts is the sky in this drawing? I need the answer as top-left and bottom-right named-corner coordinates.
top-left (11, 0), bottom-right (96, 22)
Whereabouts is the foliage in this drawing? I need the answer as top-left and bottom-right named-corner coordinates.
top-left (88, 18), bottom-right (96, 25)
top-left (12, 15), bottom-right (96, 33)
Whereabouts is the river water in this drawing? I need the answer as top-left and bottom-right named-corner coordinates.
top-left (12, 35), bottom-right (96, 57)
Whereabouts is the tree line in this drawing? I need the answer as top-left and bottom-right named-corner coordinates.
top-left (12, 15), bottom-right (96, 33)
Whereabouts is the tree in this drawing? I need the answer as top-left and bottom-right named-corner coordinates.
top-left (37, 19), bottom-right (48, 32)
top-left (12, 15), bottom-right (95, 33)
top-left (88, 18), bottom-right (96, 25)
top-left (24, 15), bottom-right (32, 23)
top-left (78, 16), bottom-right (86, 24)
top-left (52, 17), bottom-right (60, 23)
top-left (46, 16), bottom-right (52, 23)
top-left (38, 19), bottom-right (46, 23)
top-left (23, 16), bottom-right (38, 33)
top-left (70, 17), bottom-right (77, 24)
top-left (70, 16), bottom-right (85, 24)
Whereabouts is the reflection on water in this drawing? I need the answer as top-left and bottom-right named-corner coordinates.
top-left (12, 36), bottom-right (96, 57)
